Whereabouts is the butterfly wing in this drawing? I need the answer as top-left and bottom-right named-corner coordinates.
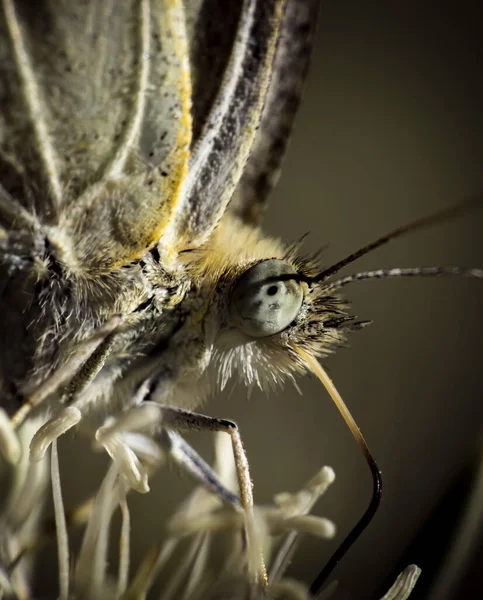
top-left (0, 0), bottom-right (192, 269)
top-left (230, 0), bottom-right (321, 224)
top-left (1, 0), bottom-right (294, 264)
top-left (167, 0), bottom-right (287, 247)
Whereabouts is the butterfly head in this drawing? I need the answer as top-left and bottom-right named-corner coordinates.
top-left (185, 216), bottom-right (364, 393)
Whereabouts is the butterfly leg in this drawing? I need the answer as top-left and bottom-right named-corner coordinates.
top-left (154, 404), bottom-right (268, 588)
top-left (10, 316), bottom-right (123, 429)
top-left (157, 406), bottom-right (252, 513)
top-left (158, 428), bottom-right (240, 509)
top-left (63, 328), bottom-right (119, 405)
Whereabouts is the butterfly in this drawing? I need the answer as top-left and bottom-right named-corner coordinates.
top-left (1, 1), bottom-right (482, 599)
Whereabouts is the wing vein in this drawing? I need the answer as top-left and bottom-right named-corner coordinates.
top-left (105, 0), bottom-right (151, 181)
top-left (184, 0), bottom-right (257, 187)
top-left (3, 0), bottom-right (63, 215)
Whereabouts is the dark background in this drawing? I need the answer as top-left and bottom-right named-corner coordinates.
top-left (50, 2), bottom-right (483, 599)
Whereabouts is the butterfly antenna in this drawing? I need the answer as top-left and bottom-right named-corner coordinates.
top-left (308, 195), bottom-right (482, 283)
top-left (295, 348), bottom-right (382, 596)
top-left (323, 266), bottom-right (483, 293)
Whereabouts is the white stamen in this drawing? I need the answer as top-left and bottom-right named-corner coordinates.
top-left (169, 511), bottom-right (241, 537)
top-left (181, 534), bottom-right (211, 600)
top-left (271, 515), bottom-right (336, 539)
top-left (123, 540), bottom-right (179, 600)
top-left (380, 565), bottom-right (422, 600)
top-left (75, 465), bottom-right (119, 597)
top-left (29, 407), bottom-right (81, 462)
top-left (8, 430), bottom-right (49, 525)
top-left (51, 440), bottom-right (69, 600)
top-left (103, 439), bottom-right (149, 494)
top-left (122, 432), bottom-right (164, 466)
top-left (117, 484), bottom-right (131, 598)
top-left (213, 430), bottom-right (237, 491)
top-left (275, 466), bottom-right (335, 517)
top-left (95, 403), bottom-right (162, 445)
top-left (161, 534), bottom-right (206, 600)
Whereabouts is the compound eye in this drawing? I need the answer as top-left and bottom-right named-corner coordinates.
top-left (230, 259), bottom-right (303, 338)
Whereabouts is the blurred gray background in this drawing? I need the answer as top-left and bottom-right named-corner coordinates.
top-left (47, 2), bottom-right (483, 599)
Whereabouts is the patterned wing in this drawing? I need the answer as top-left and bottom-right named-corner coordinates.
top-left (1, 0), bottom-right (296, 265)
top-left (230, 0), bottom-right (321, 224)
top-left (0, 0), bottom-right (191, 269)
top-left (167, 0), bottom-right (286, 247)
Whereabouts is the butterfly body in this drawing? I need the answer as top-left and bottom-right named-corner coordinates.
top-left (1, 1), bottom-right (481, 599)
top-left (0, 0), bottom-right (323, 417)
